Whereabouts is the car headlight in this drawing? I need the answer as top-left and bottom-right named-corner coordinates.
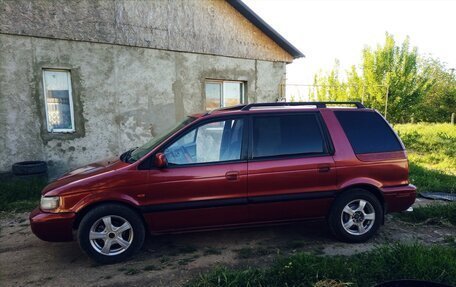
top-left (40, 196), bottom-right (60, 211)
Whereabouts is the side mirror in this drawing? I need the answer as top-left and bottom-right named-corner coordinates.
top-left (154, 153), bottom-right (168, 168)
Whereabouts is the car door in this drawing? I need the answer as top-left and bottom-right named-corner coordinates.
top-left (247, 112), bottom-right (337, 222)
top-left (142, 117), bottom-right (248, 232)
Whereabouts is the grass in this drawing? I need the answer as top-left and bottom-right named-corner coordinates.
top-left (397, 203), bottom-right (456, 225)
top-left (124, 268), bottom-right (141, 275)
top-left (394, 123), bottom-right (456, 193)
top-left (235, 246), bottom-right (275, 259)
top-left (0, 175), bottom-right (47, 212)
top-left (188, 244), bottom-right (456, 287)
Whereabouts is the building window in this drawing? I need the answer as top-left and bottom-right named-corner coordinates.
top-left (42, 69), bottom-right (75, 133)
top-left (205, 80), bottom-right (245, 110)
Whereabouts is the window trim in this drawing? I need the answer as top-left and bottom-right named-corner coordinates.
top-left (154, 115), bottom-right (249, 169)
top-left (205, 80), bottom-right (246, 110)
top-left (42, 69), bottom-right (76, 133)
top-left (248, 111), bottom-right (332, 162)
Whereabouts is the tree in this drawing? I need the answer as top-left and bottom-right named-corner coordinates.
top-left (311, 33), bottom-right (448, 123)
top-left (414, 59), bottom-right (456, 122)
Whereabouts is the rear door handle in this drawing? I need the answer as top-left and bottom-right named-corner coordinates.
top-left (225, 171), bottom-right (239, 181)
top-left (318, 165), bottom-right (331, 173)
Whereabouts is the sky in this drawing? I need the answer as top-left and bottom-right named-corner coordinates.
top-left (243, 0), bottom-right (456, 98)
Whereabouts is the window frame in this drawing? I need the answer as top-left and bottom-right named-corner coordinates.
top-left (156, 115), bottom-right (249, 168)
top-left (247, 111), bottom-right (333, 162)
top-left (42, 69), bottom-right (76, 133)
top-left (204, 80), bottom-right (246, 110)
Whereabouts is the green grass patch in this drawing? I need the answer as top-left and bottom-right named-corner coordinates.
top-left (394, 123), bottom-right (456, 193)
top-left (397, 203), bottom-right (456, 225)
top-left (0, 176), bottom-right (47, 212)
top-left (188, 243), bottom-right (456, 287)
top-left (124, 268), bottom-right (141, 275)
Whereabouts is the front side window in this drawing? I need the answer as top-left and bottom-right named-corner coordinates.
top-left (252, 114), bottom-right (326, 159)
top-left (205, 80), bottom-right (245, 110)
top-left (164, 119), bottom-right (244, 165)
top-left (128, 117), bottom-right (197, 163)
top-left (43, 70), bottom-right (75, 132)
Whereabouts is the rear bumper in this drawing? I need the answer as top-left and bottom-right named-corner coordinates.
top-left (382, 184), bottom-right (416, 213)
top-left (29, 208), bottom-right (76, 242)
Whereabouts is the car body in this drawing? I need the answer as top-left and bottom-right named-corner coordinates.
top-left (30, 102), bottom-right (416, 263)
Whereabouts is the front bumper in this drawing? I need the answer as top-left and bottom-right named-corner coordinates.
top-left (382, 184), bottom-right (417, 213)
top-left (29, 208), bottom-right (76, 242)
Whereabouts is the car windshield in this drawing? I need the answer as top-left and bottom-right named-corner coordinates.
top-left (126, 117), bottom-right (196, 163)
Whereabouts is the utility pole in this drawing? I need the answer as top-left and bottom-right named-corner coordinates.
top-left (361, 85), bottom-right (365, 104)
top-left (384, 85), bottom-right (389, 120)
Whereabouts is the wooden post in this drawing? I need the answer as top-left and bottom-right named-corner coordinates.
top-left (452, 113), bottom-right (455, 124)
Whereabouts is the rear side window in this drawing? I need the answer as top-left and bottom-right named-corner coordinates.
top-left (252, 114), bottom-right (326, 159)
top-left (335, 111), bottom-right (403, 154)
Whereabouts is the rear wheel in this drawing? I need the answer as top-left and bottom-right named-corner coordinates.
top-left (328, 190), bottom-right (382, 242)
top-left (78, 204), bottom-right (145, 264)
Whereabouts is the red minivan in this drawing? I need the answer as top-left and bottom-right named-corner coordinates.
top-left (30, 102), bottom-right (416, 263)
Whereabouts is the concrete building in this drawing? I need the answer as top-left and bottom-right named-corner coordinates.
top-left (0, 0), bottom-right (303, 176)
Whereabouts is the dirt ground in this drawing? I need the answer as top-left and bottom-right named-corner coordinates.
top-left (1, 198), bottom-right (455, 287)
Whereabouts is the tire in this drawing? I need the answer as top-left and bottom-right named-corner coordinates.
top-left (328, 189), bottom-right (383, 243)
top-left (12, 161), bottom-right (47, 176)
top-left (78, 204), bottom-right (145, 264)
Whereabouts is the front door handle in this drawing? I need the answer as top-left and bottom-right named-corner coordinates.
top-left (225, 171), bottom-right (239, 181)
top-left (318, 165), bottom-right (331, 173)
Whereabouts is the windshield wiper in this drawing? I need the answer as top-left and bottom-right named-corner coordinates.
top-left (120, 148), bottom-right (137, 163)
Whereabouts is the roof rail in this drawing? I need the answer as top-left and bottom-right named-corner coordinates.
top-left (207, 104), bottom-right (247, 114)
top-left (240, 101), bottom-right (365, 111)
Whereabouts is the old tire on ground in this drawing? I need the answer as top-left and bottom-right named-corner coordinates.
top-left (12, 161), bottom-right (47, 176)
top-left (78, 203), bottom-right (145, 264)
top-left (328, 189), bottom-right (383, 243)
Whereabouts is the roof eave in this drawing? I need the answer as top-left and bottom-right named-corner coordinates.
top-left (227, 0), bottom-right (305, 59)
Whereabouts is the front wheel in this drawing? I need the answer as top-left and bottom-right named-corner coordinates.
top-left (78, 204), bottom-right (145, 264)
top-left (328, 190), bottom-right (383, 243)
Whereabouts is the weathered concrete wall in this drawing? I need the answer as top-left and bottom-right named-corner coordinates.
top-left (0, 0), bottom-right (293, 63)
top-left (0, 34), bottom-right (285, 176)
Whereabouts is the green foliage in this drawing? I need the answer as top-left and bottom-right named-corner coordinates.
top-left (394, 123), bottom-right (456, 193)
top-left (415, 59), bottom-right (456, 122)
top-left (188, 244), bottom-right (456, 287)
top-left (312, 33), bottom-right (455, 123)
top-left (397, 203), bottom-right (456, 225)
top-left (0, 176), bottom-right (47, 212)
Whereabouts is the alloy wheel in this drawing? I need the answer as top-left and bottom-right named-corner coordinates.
top-left (89, 215), bottom-right (134, 256)
top-left (340, 199), bottom-right (376, 235)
